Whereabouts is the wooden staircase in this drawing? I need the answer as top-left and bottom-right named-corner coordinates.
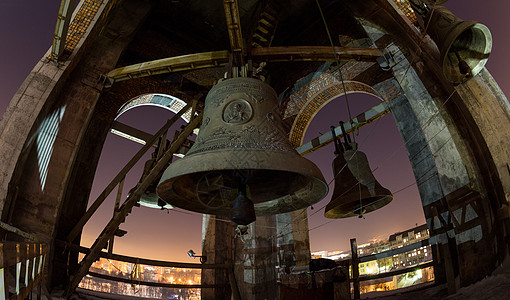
top-left (250, 0), bottom-right (281, 48)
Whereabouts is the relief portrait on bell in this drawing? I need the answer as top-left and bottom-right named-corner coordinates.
top-left (222, 99), bottom-right (253, 124)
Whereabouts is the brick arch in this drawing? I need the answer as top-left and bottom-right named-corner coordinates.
top-left (288, 80), bottom-right (383, 147)
top-left (96, 77), bottom-right (202, 122)
top-left (116, 94), bottom-right (192, 122)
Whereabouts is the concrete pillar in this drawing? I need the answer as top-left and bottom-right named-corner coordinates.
top-left (354, 1), bottom-right (510, 288)
top-left (276, 209), bottom-right (311, 275)
top-left (233, 216), bottom-right (278, 300)
top-left (202, 215), bottom-right (232, 300)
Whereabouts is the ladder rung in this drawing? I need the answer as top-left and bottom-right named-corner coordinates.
top-left (252, 33), bottom-right (269, 43)
top-left (254, 26), bottom-right (270, 35)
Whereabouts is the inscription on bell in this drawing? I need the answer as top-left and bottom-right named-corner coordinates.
top-left (222, 99), bottom-right (253, 124)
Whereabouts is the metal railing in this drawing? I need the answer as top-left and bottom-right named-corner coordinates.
top-left (0, 242), bottom-right (48, 300)
top-left (57, 240), bottom-right (237, 298)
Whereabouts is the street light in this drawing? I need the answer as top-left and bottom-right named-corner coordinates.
top-left (187, 249), bottom-right (207, 264)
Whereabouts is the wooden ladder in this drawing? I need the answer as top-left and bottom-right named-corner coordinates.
top-left (63, 110), bottom-right (203, 298)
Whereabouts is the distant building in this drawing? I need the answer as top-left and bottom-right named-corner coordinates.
top-left (389, 224), bottom-right (431, 270)
top-left (79, 258), bottom-right (202, 300)
top-left (311, 224), bottom-right (434, 294)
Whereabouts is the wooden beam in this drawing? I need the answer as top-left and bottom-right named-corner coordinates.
top-left (110, 120), bottom-right (155, 146)
top-left (104, 46), bottom-right (382, 85)
top-left (64, 112), bottom-right (203, 298)
top-left (56, 240), bottom-right (228, 269)
top-left (250, 46), bottom-right (382, 62)
top-left (0, 221), bottom-right (39, 242)
top-left (351, 238), bottom-right (360, 300)
top-left (50, 0), bottom-right (76, 61)
top-left (66, 102), bottom-right (193, 243)
top-left (106, 50), bottom-right (229, 83)
top-left (223, 0), bottom-right (244, 62)
top-left (296, 102), bottom-right (390, 156)
top-left (87, 271), bottom-right (225, 289)
top-left (359, 239), bottom-right (430, 263)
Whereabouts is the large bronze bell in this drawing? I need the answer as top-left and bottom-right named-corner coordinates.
top-left (425, 5), bottom-right (492, 83)
top-left (157, 77), bottom-right (328, 221)
top-left (324, 143), bottom-right (393, 218)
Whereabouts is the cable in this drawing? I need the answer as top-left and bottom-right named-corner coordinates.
top-left (315, 0), bottom-right (355, 142)
top-left (399, 2), bottom-right (437, 84)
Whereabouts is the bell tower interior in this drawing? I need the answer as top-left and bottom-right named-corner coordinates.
top-left (0, 0), bottom-right (509, 299)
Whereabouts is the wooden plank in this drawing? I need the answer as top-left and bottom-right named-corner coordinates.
top-left (66, 102), bottom-right (193, 243)
top-left (64, 113), bottom-right (203, 298)
top-left (87, 271), bottom-right (225, 289)
top-left (250, 46), bottom-right (382, 62)
top-left (0, 244), bottom-right (8, 300)
top-left (0, 221), bottom-right (39, 242)
top-left (110, 121), bottom-right (155, 146)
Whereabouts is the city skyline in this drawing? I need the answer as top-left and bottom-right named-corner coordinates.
top-left (1, 1), bottom-right (509, 262)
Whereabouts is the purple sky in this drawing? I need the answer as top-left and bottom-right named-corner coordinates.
top-left (1, 1), bottom-right (508, 262)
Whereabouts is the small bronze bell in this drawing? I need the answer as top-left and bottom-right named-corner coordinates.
top-left (324, 141), bottom-right (393, 219)
top-left (424, 5), bottom-right (492, 83)
top-left (157, 77), bottom-right (328, 221)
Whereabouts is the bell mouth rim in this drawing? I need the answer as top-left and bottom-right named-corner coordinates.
top-left (158, 168), bottom-right (328, 216)
top-left (324, 194), bottom-right (393, 219)
top-left (441, 22), bottom-right (492, 83)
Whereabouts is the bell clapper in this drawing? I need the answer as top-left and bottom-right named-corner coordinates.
top-left (229, 175), bottom-right (256, 226)
top-left (453, 48), bottom-right (472, 76)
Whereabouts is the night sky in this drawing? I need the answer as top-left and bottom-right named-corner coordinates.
top-left (1, 1), bottom-right (508, 263)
